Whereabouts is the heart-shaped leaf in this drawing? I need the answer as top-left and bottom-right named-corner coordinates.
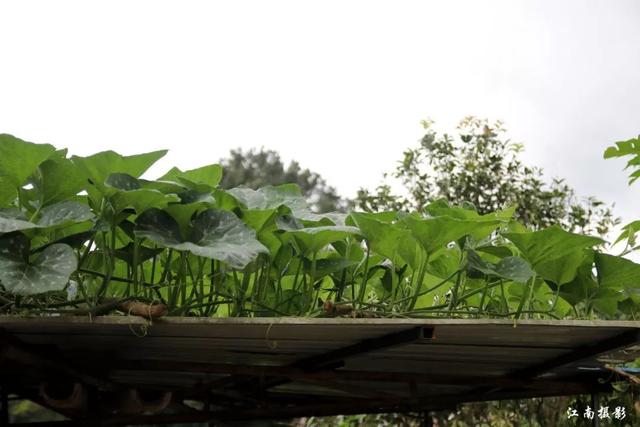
top-left (228, 184), bottom-right (308, 211)
top-left (114, 242), bottom-right (164, 267)
top-left (112, 190), bottom-right (180, 214)
top-left (0, 243), bottom-right (77, 295)
top-left (283, 225), bottom-right (361, 254)
top-left (37, 201), bottom-right (94, 228)
top-left (0, 202), bottom-right (94, 235)
top-left (105, 173), bottom-right (181, 214)
top-left (0, 134), bottom-right (56, 189)
top-left (533, 250), bottom-right (585, 285)
top-left (404, 215), bottom-right (501, 256)
top-left (595, 252), bottom-right (640, 297)
top-left (105, 173), bottom-right (142, 191)
top-left (0, 232), bottom-right (30, 262)
top-left (159, 164), bottom-right (223, 191)
top-left (350, 212), bottom-right (413, 264)
top-left (0, 209), bottom-right (38, 233)
top-left (504, 225), bottom-right (603, 267)
top-left (33, 158), bottom-right (87, 206)
top-left (302, 257), bottom-right (358, 278)
top-left (494, 257), bottom-right (534, 283)
top-left (135, 208), bottom-right (268, 269)
top-left (467, 250), bottom-right (534, 283)
top-left (72, 149), bottom-right (167, 192)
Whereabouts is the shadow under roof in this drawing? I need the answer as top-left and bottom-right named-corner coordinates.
top-left (1, 316), bottom-right (639, 425)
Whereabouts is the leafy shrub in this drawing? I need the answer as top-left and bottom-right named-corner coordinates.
top-left (0, 133), bottom-right (637, 320)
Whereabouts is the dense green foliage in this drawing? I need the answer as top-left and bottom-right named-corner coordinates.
top-left (605, 135), bottom-right (640, 256)
top-left (0, 133), bottom-right (638, 320)
top-left (356, 117), bottom-right (618, 236)
top-left (219, 147), bottom-right (344, 213)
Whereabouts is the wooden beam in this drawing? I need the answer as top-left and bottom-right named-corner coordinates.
top-left (111, 358), bottom-right (604, 391)
top-left (291, 326), bottom-right (433, 372)
top-left (465, 329), bottom-right (640, 399)
top-left (204, 326), bottom-right (432, 394)
top-left (511, 329), bottom-right (640, 379)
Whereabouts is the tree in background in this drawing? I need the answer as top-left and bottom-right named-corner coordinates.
top-left (356, 117), bottom-right (618, 236)
top-left (215, 126), bottom-right (631, 427)
top-left (219, 147), bottom-right (345, 213)
top-left (347, 118), bottom-right (626, 427)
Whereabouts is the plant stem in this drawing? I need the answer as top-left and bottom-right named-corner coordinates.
top-left (514, 274), bottom-right (536, 320)
top-left (355, 244), bottom-right (371, 310)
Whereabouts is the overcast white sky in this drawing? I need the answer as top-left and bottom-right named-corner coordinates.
top-left (1, 1), bottom-right (639, 229)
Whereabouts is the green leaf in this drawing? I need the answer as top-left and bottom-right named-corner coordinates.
top-left (1, 202), bottom-right (93, 234)
top-left (135, 208), bottom-right (268, 269)
top-left (530, 281), bottom-right (572, 318)
top-left (283, 225), bottom-right (361, 254)
top-left (0, 134), bottom-right (56, 188)
top-left (228, 184), bottom-right (307, 211)
top-left (105, 173), bottom-right (181, 214)
top-left (426, 199), bottom-right (515, 222)
top-left (105, 173), bottom-right (142, 191)
top-left (428, 248), bottom-right (460, 279)
top-left (494, 257), bottom-right (534, 283)
top-left (559, 253), bottom-right (596, 305)
top-left (275, 214), bottom-right (304, 231)
top-left (189, 210), bottom-right (269, 268)
top-left (350, 212), bottom-right (412, 262)
top-left (0, 178), bottom-right (17, 207)
top-left (134, 209), bottom-right (183, 248)
top-left (37, 201), bottom-right (94, 228)
top-left (559, 252), bottom-right (624, 316)
top-left (140, 178), bottom-right (185, 194)
top-left (71, 149), bottom-right (167, 191)
top-left (591, 292), bottom-right (621, 317)
top-left (159, 164), bottom-right (223, 190)
top-left (111, 189), bottom-right (180, 214)
top-left (302, 257), bottom-right (358, 278)
top-left (404, 215), bottom-right (501, 256)
top-left (0, 209), bottom-right (38, 233)
top-left (476, 245), bottom-right (513, 259)
top-left (614, 220), bottom-right (640, 245)
top-left (228, 184), bottom-right (342, 224)
top-left (177, 190), bottom-right (215, 205)
top-left (0, 232), bottom-right (30, 262)
top-left (114, 242), bottom-right (164, 267)
top-left (34, 158), bottom-right (87, 206)
top-left (242, 209), bottom-right (279, 233)
top-left (466, 250), bottom-right (533, 283)
top-left (603, 137), bottom-right (640, 159)
top-left (503, 225), bottom-right (602, 267)
top-left (604, 137), bottom-right (640, 185)
top-left (534, 249), bottom-right (585, 285)
top-left (0, 243), bottom-right (77, 295)
top-left (595, 252), bottom-right (640, 297)
top-left (32, 230), bottom-right (95, 253)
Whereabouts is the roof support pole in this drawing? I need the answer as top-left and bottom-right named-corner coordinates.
top-left (591, 393), bottom-right (600, 427)
top-left (420, 411), bottom-right (433, 427)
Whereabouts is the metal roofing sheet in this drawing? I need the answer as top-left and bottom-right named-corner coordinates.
top-left (0, 316), bottom-right (639, 424)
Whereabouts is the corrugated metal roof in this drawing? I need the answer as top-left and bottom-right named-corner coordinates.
top-left (1, 316), bottom-right (639, 425)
